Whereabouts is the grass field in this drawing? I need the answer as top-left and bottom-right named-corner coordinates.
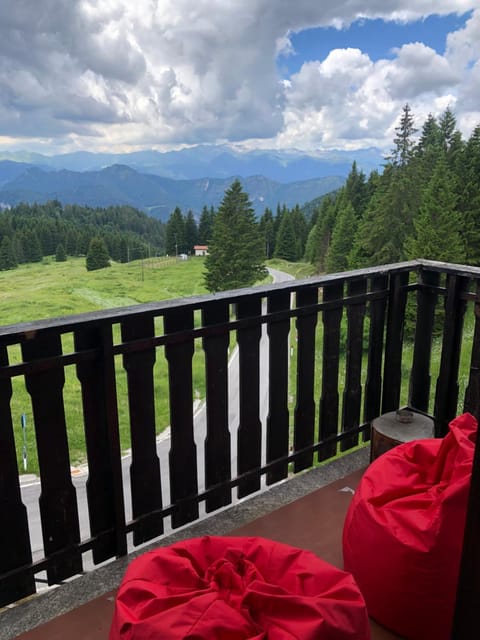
top-left (2, 256), bottom-right (475, 474)
top-left (0, 255), bottom-right (212, 326)
top-left (1, 256), bottom-right (218, 474)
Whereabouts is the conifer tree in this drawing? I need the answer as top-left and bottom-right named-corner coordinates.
top-left (204, 179), bottom-right (266, 292)
top-left (274, 210), bottom-right (298, 261)
top-left (198, 205), bottom-right (215, 245)
top-left (349, 164), bottom-right (418, 267)
top-left (258, 207), bottom-right (275, 259)
top-left (86, 237), bottom-right (110, 271)
top-left (55, 243), bottom-right (67, 262)
top-left (404, 157), bottom-right (465, 263)
top-left (0, 236), bottom-right (17, 270)
top-left (290, 204), bottom-right (308, 258)
top-left (326, 200), bottom-right (357, 273)
top-left (389, 103), bottom-right (417, 167)
top-left (344, 161), bottom-right (369, 216)
top-left (304, 195), bottom-right (336, 270)
top-left (165, 207), bottom-right (185, 255)
top-left (21, 229), bottom-right (43, 263)
top-left (458, 125), bottom-right (480, 264)
top-left (184, 210), bottom-right (198, 253)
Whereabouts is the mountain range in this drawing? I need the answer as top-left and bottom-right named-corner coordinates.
top-left (0, 145), bottom-right (383, 219)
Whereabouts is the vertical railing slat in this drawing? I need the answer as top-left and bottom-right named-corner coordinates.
top-left (75, 325), bottom-right (126, 563)
top-left (434, 274), bottom-right (469, 436)
top-left (22, 331), bottom-right (82, 584)
top-left (382, 271), bottom-right (409, 414)
top-left (409, 269), bottom-right (440, 412)
top-left (237, 297), bottom-right (262, 498)
top-left (164, 309), bottom-right (198, 528)
top-left (122, 316), bottom-right (163, 544)
top-left (464, 281), bottom-right (480, 420)
top-left (0, 345), bottom-right (35, 606)
top-left (293, 287), bottom-right (318, 472)
top-left (266, 291), bottom-right (291, 485)
top-left (319, 282), bottom-right (343, 461)
top-left (341, 279), bottom-right (367, 451)
top-left (202, 302), bottom-right (231, 512)
top-left (363, 275), bottom-right (388, 434)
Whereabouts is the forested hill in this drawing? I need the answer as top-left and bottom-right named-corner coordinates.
top-left (305, 106), bottom-right (480, 272)
top-left (0, 163), bottom-right (344, 219)
top-left (0, 201), bottom-right (165, 267)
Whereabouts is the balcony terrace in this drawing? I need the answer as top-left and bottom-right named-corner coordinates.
top-left (1, 259), bottom-right (479, 639)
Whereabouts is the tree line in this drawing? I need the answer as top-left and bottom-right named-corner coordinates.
top-left (306, 105), bottom-right (480, 272)
top-left (165, 198), bottom-right (312, 261)
top-left (0, 201), bottom-right (166, 270)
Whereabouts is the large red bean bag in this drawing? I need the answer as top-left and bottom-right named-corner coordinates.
top-left (343, 412), bottom-right (477, 640)
top-left (110, 535), bottom-right (370, 639)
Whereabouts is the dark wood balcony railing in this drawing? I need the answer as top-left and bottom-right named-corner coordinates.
top-left (1, 259), bottom-right (479, 637)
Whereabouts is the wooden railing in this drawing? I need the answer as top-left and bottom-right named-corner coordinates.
top-left (1, 259), bottom-right (479, 635)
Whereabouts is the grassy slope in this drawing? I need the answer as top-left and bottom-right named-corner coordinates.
top-left (3, 257), bottom-right (474, 474)
top-left (2, 256), bottom-right (211, 473)
top-left (0, 255), bottom-right (209, 326)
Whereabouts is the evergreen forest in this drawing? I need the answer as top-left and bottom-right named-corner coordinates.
top-left (0, 201), bottom-right (166, 270)
top-left (307, 105), bottom-right (480, 272)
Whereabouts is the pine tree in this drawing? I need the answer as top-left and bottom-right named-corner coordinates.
top-left (344, 161), bottom-right (369, 216)
top-left (439, 107), bottom-right (457, 154)
top-left (204, 179), bottom-right (266, 292)
top-left (458, 125), bottom-right (480, 264)
top-left (258, 208), bottom-right (275, 259)
top-left (165, 207), bottom-right (185, 255)
top-left (86, 237), bottom-right (110, 271)
top-left (12, 234), bottom-right (25, 264)
top-left (290, 205), bottom-right (308, 259)
top-left (55, 243), bottom-right (67, 262)
top-left (21, 229), bottom-right (43, 263)
top-left (0, 236), bottom-right (17, 270)
top-left (274, 210), bottom-right (298, 261)
top-left (303, 224), bottom-right (318, 265)
top-left (413, 113), bottom-right (442, 191)
top-left (184, 210), bottom-right (198, 254)
top-left (198, 206), bottom-right (215, 245)
top-left (326, 200), bottom-right (357, 272)
top-left (389, 103), bottom-right (418, 167)
top-left (304, 195), bottom-right (336, 270)
top-left (404, 157), bottom-right (465, 263)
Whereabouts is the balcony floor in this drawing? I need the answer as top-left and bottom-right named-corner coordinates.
top-left (11, 465), bottom-right (402, 640)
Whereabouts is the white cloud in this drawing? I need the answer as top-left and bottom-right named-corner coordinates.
top-left (0, 1), bottom-right (479, 153)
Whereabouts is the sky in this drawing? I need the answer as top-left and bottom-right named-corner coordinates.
top-left (0, 1), bottom-right (479, 156)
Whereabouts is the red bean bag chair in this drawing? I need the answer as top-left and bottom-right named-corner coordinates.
top-left (343, 412), bottom-right (477, 640)
top-left (110, 535), bottom-right (370, 639)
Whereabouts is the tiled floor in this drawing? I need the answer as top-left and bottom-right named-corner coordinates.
top-left (14, 469), bottom-right (402, 639)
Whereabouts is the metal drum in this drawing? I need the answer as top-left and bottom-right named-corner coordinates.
top-left (370, 409), bottom-right (435, 462)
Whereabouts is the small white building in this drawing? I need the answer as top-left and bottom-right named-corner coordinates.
top-left (194, 245), bottom-right (209, 256)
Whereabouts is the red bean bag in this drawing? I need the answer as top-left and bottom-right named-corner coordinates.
top-left (110, 535), bottom-right (370, 639)
top-left (343, 412), bottom-right (477, 640)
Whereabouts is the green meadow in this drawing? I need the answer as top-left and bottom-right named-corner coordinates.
top-left (2, 256), bottom-right (474, 475)
top-left (1, 255), bottom-right (210, 326)
top-left (2, 256), bottom-right (215, 474)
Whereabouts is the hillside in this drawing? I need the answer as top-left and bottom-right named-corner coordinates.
top-left (0, 162), bottom-right (344, 219)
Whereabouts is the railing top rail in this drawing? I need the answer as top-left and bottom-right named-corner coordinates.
top-left (2, 259), bottom-right (479, 342)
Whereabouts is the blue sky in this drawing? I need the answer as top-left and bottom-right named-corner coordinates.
top-left (0, 2), bottom-right (479, 155)
top-left (280, 12), bottom-right (473, 76)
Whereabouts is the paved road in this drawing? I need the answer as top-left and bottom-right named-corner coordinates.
top-left (20, 267), bottom-right (295, 565)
